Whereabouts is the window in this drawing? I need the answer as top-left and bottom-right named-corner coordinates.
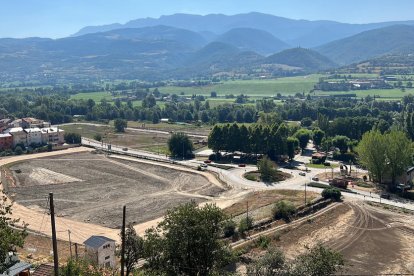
top-left (105, 256), bottom-right (110, 260)
top-left (103, 244), bottom-right (110, 249)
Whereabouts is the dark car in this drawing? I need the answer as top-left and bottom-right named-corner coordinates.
top-left (238, 164), bottom-right (246, 167)
top-left (380, 193), bottom-right (391, 199)
top-left (204, 160), bottom-right (212, 164)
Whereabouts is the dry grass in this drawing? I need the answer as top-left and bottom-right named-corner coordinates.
top-left (224, 190), bottom-right (318, 218)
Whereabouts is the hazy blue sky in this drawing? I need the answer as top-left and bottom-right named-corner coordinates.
top-left (1, 0), bottom-right (414, 38)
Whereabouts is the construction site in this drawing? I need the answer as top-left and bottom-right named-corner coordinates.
top-left (4, 152), bottom-right (226, 228)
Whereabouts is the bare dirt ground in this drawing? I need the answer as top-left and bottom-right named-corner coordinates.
top-left (244, 201), bottom-right (414, 275)
top-left (6, 152), bottom-right (225, 230)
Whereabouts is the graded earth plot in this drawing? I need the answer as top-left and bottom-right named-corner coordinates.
top-left (243, 202), bottom-right (414, 275)
top-left (6, 152), bottom-right (225, 228)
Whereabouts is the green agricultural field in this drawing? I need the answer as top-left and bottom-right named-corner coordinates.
top-left (71, 91), bottom-right (113, 101)
top-left (159, 75), bottom-right (322, 97)
top-left (314, 88), bottom-right (414, 99)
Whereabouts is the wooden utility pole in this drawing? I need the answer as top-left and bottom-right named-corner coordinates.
top-left (120, 205), bottom-right (126, 276)
top-left (68, 230), bottom-right (72, 259)
top-left (74, 243), bottom-right (78, 261)
top-left (49, 193), bottom-right (59, 276)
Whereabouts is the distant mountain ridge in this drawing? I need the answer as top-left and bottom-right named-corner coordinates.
top-left (73, 12), bottom-right (414, 47)
top-left (315, 25), bottom-right (414, 65)
top-left (215, 28), bottom-right (290, 55)
top-left (266, 48), bottom-right (337, 71)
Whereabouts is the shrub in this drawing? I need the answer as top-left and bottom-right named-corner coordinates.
top-left (64, 132), bottom-right (81, 144)
top-left (14, 146), bottom-right (23, 155)
top-left (222, 220), bottom-right (236, 238)
top-left (272, 200), bottom-right (296, 222)
top-left (238, 216), bottom-right (254, 234)
top-left (322, 188), bottom-right (342, 201)
top-left (256, 235), bottom-right (271, 249)
top-left (94, 134), bottom-right (102, 141)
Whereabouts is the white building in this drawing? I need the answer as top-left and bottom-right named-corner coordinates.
top-left (40, 127), bottom-right (65, 145)
top-left (83, 236), bottom-right (116, 268)
top-left (24, 128), bottom-right (42, 146)
top-left (8, 127), bottom-right (27, 147)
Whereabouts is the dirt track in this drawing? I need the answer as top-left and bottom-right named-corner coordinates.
top-left (268, 201), bottom-right (414, 275)
top-left (1, 148), bottom-right (244, 244)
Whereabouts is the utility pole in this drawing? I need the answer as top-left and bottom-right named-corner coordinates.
top-left (74, 243), bottom-right (78, 261)
top-left (49, 193), bottom-right (59, 276)
top-left (121, 205), bottom-right (126, 276)
top-left (305, 181), bottom-right (307, 205)
top-left (68, 230), bottom-right (72, 259)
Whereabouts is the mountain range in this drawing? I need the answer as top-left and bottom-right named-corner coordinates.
top-left (73, 12), bottom-right (414, 48)
top-left (1, 12), bottom-right (414, 83)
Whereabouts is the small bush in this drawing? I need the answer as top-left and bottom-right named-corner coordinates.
top-left (322, 188), bottom-right (342, 201)
top-left (238, 216), bottom-right (254, 234)
top-left (223, 220), bottom-right (236, 238)
top-left (14, 146), bottom-right (23, 155)
top-left (94, 134), bottom-right (102, 141)
top-left (256, 235), bottom-right (271, 249)
top-left (272, 200), bottom-right (296, 222)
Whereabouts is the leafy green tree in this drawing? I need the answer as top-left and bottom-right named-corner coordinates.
top-left (143, 202), bottom-right (231, 276)
top-left (168, 132), bottom-right (194, 158)
top-left (0, 192), bottom-right (27, 274)
top-left (272, 200), bottom-right (296, 222)
top-left (238, 216), bottom-right (254, 234)
top-left (257, 156), bottom-right (277, 182)
top-left (247, 247), bottom-right (286, 276)
top-left (384, 130), bottom-right (413, 189)
top-left (312, 128), bottom-right (325, 147)
top-left (114, 118), bottom-right (127, 133)
top-left (295, 129), bottom-right (311, 152)
top-left (317, 113), bottom-right (330, 132)
top-left (118, 224), bottom-right (144, 276)
top-left (208, 125), bottom-right (224, 153)
top-left (222, 220), bottom-right (236, 238)
top-left (287, 137), bottom-right (299, 160)
top-left (357, 130), bottom-right (387, 184)
top-left (290, 245), bottom-right (345, 276)
top-left (142, 94), bottom-right (156, 108)
top-left (300, 117), bottom-right (313, 127)
top-left (331, 135), bottom-right (350, 154)
top-left (64, 132), bottom-right (81, 144)
top-left (322, 188), bottom-right (342, 201)
top-left (248, 245), bottom-right (344, 276)
top-left (93, 133), bottom-right (102, 142)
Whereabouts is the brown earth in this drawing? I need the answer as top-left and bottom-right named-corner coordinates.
top-left (6, 152), bottom-right (225, 229)
top-left (243, 201), bottom-right (414, 275)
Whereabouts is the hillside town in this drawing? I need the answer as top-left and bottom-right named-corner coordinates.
top-left (0, 118), bottom-right (65, 151)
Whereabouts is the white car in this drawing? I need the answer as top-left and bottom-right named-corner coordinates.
top-left (299, 172), bottom-right (306, 176)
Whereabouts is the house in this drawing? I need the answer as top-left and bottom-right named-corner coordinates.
top-left (0, 262), bottom-right (31, 276)
top-left (0, 133), bottom-right (13, 150)
top-left (9, 119), bottom-right (22, 128)
top-left (22, 118), bottom-right (50, 129)
top-left (8, 128), bottom-right (27, 147)
top-left (0, 118), bottom-right (12, 132)
top-left (25, 128), bottom-right (42, 146)
top-left (83, 236), bottom-right (116, 268)
top-left (40, 127), bottom-right (64, 145)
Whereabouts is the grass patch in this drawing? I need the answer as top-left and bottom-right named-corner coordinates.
top-left (308, 182), bottom-right (357, 194)
top-left (244, 170), bottom-right (291, 183)
top-left (355, 182), bottom-right (374, 188)
top-left (306, 163), bottom-right (339, 169)
top-left (224, 190), bottom-right (317, 218)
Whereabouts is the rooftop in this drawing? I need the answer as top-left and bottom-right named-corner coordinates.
top-left (24, 127), bottom-right (41, 133)
top-left (84, 235), bottom-right (115, 249)
top-left (0, 262), bottom-right (31, 276)
top-left (8, 127), bottom-right (24, 133)
top-left (0, 133), bottom-right (12, 138)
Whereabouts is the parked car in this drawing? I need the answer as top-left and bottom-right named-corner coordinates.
top-left (238, 164), bottom-right (246, 167)
top-left (299, 172), bottom-right (306, 176)
top-left (204, 160), bottom-right (212, 164)
top-left (122, 147), bottom-right (128, 151)
top-left (312, 177), bottom-right (319, 181)
top-left (380, 193), bottom-right (391, 199)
